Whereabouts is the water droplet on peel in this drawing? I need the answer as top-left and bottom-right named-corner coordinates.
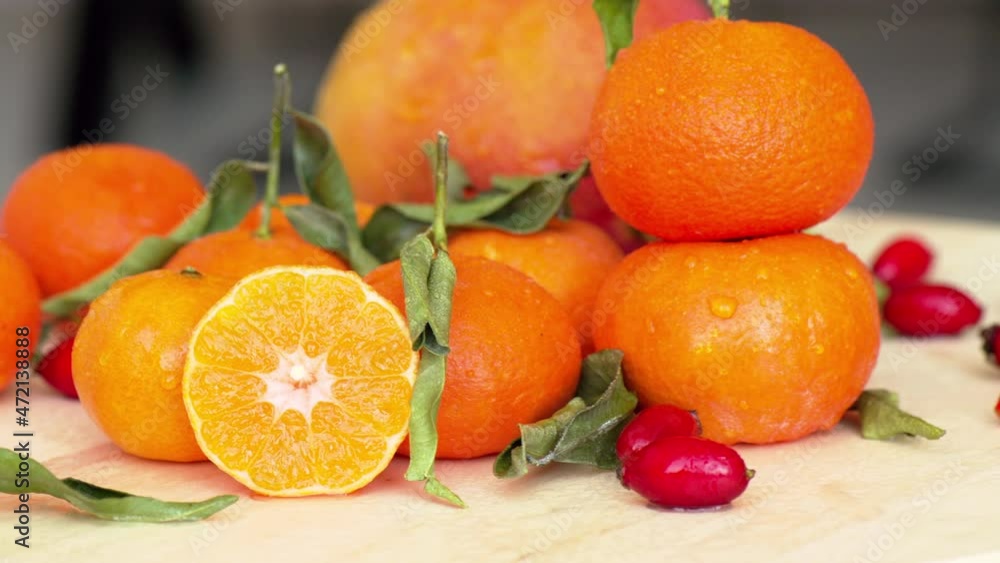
top-left (738, 400), bottom-right (749, 410)
top-left (655, 86), bottom-right (666, 95)
top-left (814, 344), bottom-right (825, 355)
top-left (685, 256), bottom-right (698, 269)
top-left (709, 295), bottom-right (738, 319)
top-left (756, 268), bottom-right (769, 281)
top-left (845, 269), bottom-right (859, 280)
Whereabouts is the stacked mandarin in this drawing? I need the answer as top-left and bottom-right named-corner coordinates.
top-left (587, 17), bottom-right (881, 446)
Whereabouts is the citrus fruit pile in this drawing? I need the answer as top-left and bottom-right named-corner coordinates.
top-left (0, 1), bottom-right (940, 516)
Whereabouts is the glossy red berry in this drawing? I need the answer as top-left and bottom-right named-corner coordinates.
top-left (872, 237), bottom-right (933, 289)
top-left (616, 405), bottom-right (701, 462)
top-left (883, 284), bottom-right (982, 336)
top-left (995, 394), bottom-right (1000, 418)
top-left (37, 336), bottom-right (78, 399)
top-left (619, 436), bottom-right (753, 509)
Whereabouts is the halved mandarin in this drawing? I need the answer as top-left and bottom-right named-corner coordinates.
top-left (182, 266), bottom-right (418, 496)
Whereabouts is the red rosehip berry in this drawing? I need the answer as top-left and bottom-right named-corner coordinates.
top-left (37, 336), bottom-right (78, 399)
top-left (616, 405), bottom-right (701, 462)
top-left (872, 237), bottom-right (933, 289)
top-left (883, 284), bottom-right (982, 336)
top-left (619, 436), bottom-right (754, 509)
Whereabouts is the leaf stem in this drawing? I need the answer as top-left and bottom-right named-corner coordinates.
top-left (431, 131), bottom-right (449, 250)
top-left (710, 0), bottom-right (730, 19)
top-left (257, 63), bottom-right (290, 240)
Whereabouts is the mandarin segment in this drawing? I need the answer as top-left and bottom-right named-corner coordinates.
top-left (230, 269), bottom-right (307, 354)
top-left (247, 410), bottom-right (314, 492)
top-left (310, 401), bottom-right (388, 438)
top-left (326, 302), bottom-right (413, 378)
top-left (302, 273), bottom-right (367, 358)
top-left (183, 266), bottom-right (418, 496)
top-left (197, 402), bottom-right (275, 471)
top-left (309, 435), bottom-right (388, 490)
top-left (192, 305), bottom-right (282, 374)
top-left (186, 366), bottom-right (266, 417)
top-left (332, 377), bottom-right (412, 435)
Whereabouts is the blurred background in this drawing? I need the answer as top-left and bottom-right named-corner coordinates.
top-left (0, 0), bottom-right (996, 219)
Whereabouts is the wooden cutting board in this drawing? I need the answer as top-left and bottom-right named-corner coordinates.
top-left (3, 211), bottom-right (1000, 563)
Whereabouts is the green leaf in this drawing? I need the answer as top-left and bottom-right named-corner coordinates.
top-left (403, 352), bottom-right (465, 507)
top-left (400, 236), bottom-right (436, 345)
top-left (399, 133), bottom-right (464, 507)
top-left (282, 203), bottom-right (371, 272)
top-left (710, 0), bottom-right (731, 19)
top-left (593, 0), bottom-right (639, 68)
top-left (41, 237), bottom-right (185, 317)
top-left (362, 207), bottom-right (431, 264)
top-left (426, 251), bottom-right (457, 351)
top-left (850, 389), bottom-right (946, 440)
top-left (41, 159), bottom-right (259, 317)
top-left (292, 110), bottom-right (357, 222)
top-left (423, 476), bottom-right (465, 508)
top-left (291, 109), bottom-right (380, 274)
top-left (202, 160), bottom-right (260, 234)
top-left (362, 161), bottom-right (589, 261)
top-left (400, 238), bottom-right (463, 507)
top-left (494, 349), bottom-right (638, 478)
top-left (576, 348), bottom-right (625, 405)
top-left (422, 142), bottom-right (470, 201)
top-left (0, 449), bottom-right (238, 522)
